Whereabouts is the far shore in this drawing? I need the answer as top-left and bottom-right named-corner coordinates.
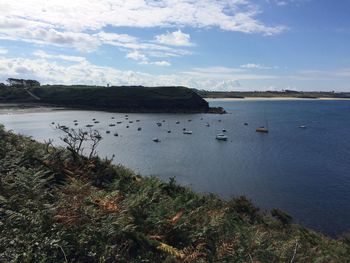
top-left (205, 97), bottom-right (350, 101)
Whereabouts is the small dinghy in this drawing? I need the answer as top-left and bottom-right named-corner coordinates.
top-left (256, 127), bottom-right (268, 133)
top-left (153, 138), bottom-right (160, 142)
top-left (216, 133), bottom-right (228, 141)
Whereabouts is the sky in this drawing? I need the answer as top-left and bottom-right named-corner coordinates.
top-left (0, 0), bottom-right (350, 91)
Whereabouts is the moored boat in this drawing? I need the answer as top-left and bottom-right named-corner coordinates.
top-left (216, 133), bottom-right (228, 141)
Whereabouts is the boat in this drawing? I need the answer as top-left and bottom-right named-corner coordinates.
top-left (206, 123), bottom-right (210, 127)
top-left (216, 133), bottom-right (228, 141)
top-left (183, 130), bottom-right (193, 135)
top-left (167, 130), bottom-right (171, 133)
top-left (299, 125), bottom-right (307, 129)
top-left (138, 127), bottom-right (142, 131)
top-left (114, 133), bottom-right (118, 137)
top-left (109, 124), bottom-right (116, 127)
top-left (117, 121), bottom-right (122, 124)
top-left (51, 122), bottom-right (55, 125)
top-left (111, 117), bottom-right (115, 119)
top-left (157, 122), bottom-right (162, 127)
top-left (73, 120), bottom-right (78, 122)
top-left (153, 138), bottom-right (160, 142)
top-left (136, 120), bottom-right (140, 122)
top-left (126, 125), bottom-right (129, 128)
top-left (222, 129), bottom-right (227, 132)
top-left (244, 122), bottom-right (248, 126)
top-left (176, 121), bottom-right (180, 124)
top-left (256, 127), bottom-right (268, 133)
top-left (188, 119), bottom-right (192, 122)
top-left (86, 124), bottom-right (94, 128)
top-left (94, 121), bottom-right (100, 124)
top-left (162, 120), bottom-right (166, 122)
top-left (74, 123), bottom-right (78, 126)
top-left (129, 121), bottom-right (133, 123)
top-left (106, 130), bottom-right (110, 134)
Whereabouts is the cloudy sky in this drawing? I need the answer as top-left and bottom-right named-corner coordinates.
top-left (0, 0), bottom-right (349, 91)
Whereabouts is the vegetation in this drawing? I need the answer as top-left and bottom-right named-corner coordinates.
top-left (0, 81), bottom-right (214, 113)
top-left (0, 124), bottom-right (349, 262)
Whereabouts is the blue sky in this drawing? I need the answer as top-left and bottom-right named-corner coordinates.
top-left (0, 0), bottom-right (349, 91)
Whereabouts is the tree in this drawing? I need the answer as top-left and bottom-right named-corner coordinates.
top-left (6, 78), bottom-right (40, 87)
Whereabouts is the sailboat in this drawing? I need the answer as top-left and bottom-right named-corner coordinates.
top-left (256, 110), bottom-right (269, 133)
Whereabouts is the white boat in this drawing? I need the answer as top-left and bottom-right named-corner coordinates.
top-left (153, 138), bottom-right (160, 142)
top-left (183, 130), bottom-right (193, 135)
top-left (299, 125), bottom-right (307, 129)
top-left (216, 133), bottom-right (228, 141)
top-left (256, 127), bottom-right (268, 133)
top-left (206, 123), bottom-right (210, 127)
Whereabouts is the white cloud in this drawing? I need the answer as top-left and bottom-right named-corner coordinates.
top-left (1, 1), bottom-right (286, 36)
top-left (33, 50), bottom-right (87, 62)
top-left (152, 61), bottom-right (171, 67)
top-left (126, 50), bottom-right (148, 62)
top-left (266, 0), bottom-right (309, 6)
top-left (240, 63), bottom-right (277, 70)
top-left (0, 47), bottom-right (8, 54)
top-left (155, 30), bottom-right (193, 46)
top-left (0, 56), bottom-right (274, 90)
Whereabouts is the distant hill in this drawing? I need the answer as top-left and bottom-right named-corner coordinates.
top-left (0, 85), bottom-right (224, 113)
top-left (194, 89), bottom-right (350, 99)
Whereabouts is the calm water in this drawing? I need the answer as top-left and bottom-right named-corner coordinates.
top-left (1, 99), bottom-right (350, 237)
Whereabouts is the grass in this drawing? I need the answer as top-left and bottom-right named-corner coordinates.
top-left (0, 124), bottom-right (349, 262)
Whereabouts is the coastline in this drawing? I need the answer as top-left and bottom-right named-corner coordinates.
top-left (0, 102), bottom-right (225, 114)
top-left (205, 97), bottom-right (350, 101)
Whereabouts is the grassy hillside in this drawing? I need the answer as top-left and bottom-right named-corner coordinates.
top-left (0, 125), bottom-right (349, 262)
top-left (0, 85), bottom-right (212, 113)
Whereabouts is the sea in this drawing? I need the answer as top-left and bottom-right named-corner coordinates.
top-left (0, 99), bottom-right (349, 237)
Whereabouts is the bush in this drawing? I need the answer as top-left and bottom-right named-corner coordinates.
top-left (271, 208), bottom-right (293, 225)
